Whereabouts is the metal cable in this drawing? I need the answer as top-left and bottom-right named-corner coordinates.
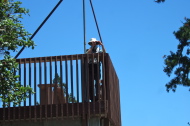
top-left (14, 0), bottom-right (63, 59)
top-left (89, 0), bottom-right (103, 43)
top-left (83, 0), bottom-right (86, 53)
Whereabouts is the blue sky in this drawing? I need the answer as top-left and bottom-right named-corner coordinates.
top-left (15, 0), bottom-right (190, 126)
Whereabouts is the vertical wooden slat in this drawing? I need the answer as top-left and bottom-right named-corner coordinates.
top-left (13, 62), bottom-right (17, 121)
top-left (105, 54), bottom-right (111, 120)
top-left (60, 56), bottom-right (63, 119)
top-left (70, 55), bottom-right (74, 118)
top-left (118, 77), bottom-right (121, 126)
top-left (29, 58), bottom-right (32, 121)
top-left (55, 56), bottom-right (58, 119)
top-left (109, 56), bottom-right (113, 120)
top-left (39, 57), bottom-right (42, 121)
top-left (92, 53), bottom-right (95, 115)
top-left (86, 54), bottom-right (89, 103)
top-left (112, 57), bottom-right (115, 123)
top-left (24, 58), bottom-right (26, 121)
top-left (50, 57), bottom-right (53, 119)
top-left (44, 57), bottom-right (47, 120)
top-left (86, 54), bottom-right (90, 119)
top-left (65, 56), bottom-right (69, 117)
top-left (108, 60), bottom-right (113, 119)
top-left (112, 60), bottom-right (115, 121)
top-left (81, 54), bottom-right (85, 119)
top-left (34, 58), bottom-right (37, 122)
top-left (96, 53), bottom-right (101, 116)
top-left (101, 53), bottom-right (106, 116)
top-left (76, 55), bottom-right (79, 116)
top-left (113, 67), bottom-right (116, 124)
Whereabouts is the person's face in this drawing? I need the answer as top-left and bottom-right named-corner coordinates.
top-left (91, 42), bottom-right (96, 46)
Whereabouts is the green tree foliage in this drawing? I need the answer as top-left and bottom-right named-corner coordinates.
top-left (53, 73), bottom-right (77, 103)
top-left (68, 92), bottom-right (77, 103)
top-left (0, 0), bottom-right (35, 106)
top-left (163, 18), bottom-right (190, 92)
top-left (53, 73), bottom-right (66, 93)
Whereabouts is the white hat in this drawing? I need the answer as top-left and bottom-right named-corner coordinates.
top-left (89, 38), bottom-right (97, 42)
top-left (88, 38), bottom-right (98, 45)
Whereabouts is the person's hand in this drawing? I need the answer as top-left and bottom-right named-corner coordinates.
top-left (97, 41), bottom-right (103, 45)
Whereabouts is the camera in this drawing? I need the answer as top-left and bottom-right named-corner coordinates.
top-left (96, 42), bottom-right (100, 45)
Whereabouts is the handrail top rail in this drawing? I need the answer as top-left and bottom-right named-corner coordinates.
top-left (16, 53), bottom-right (109, 64)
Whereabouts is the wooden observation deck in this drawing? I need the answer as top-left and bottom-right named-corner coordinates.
top-left (0, 53), bottom-right (121, 126)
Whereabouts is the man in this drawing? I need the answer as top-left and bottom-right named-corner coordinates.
top-left (86, 38), bottom-right (106, 54)
top-left (86, 38), bottom-right (106, 101)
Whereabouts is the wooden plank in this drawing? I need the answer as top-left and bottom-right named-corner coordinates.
top-left (0, 102), bottom-right (105, 121)
top-left (16, 53), bottom-right (108, 64)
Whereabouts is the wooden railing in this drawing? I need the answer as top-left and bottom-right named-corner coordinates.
top-left (0, 53), bottom-right (121, 126)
